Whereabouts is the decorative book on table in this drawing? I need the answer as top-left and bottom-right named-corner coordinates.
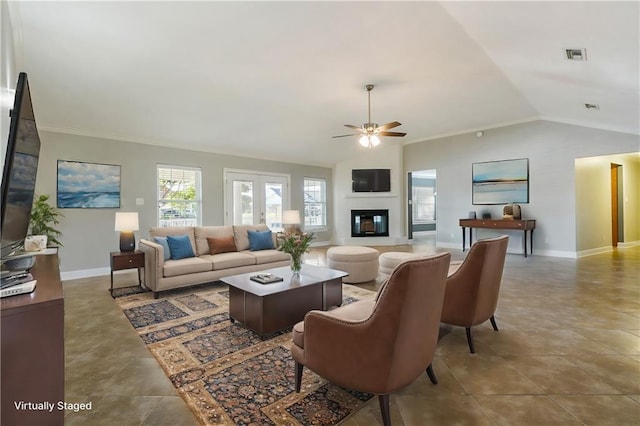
top-left (250, 273), bottom-right (283, 284)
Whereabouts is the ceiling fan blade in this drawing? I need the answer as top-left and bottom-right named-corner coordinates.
top-left (344, 124), bottom-right (364, 131)
top-left (376, 121), bottom-right (402, 131)
top-left (377, 131), bottom-right (407, 137)
top-left (332, 134), bottom-right (361, 138)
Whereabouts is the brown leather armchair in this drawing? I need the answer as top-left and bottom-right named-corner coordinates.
top-left (290, 252), bottom-right (451, 426)
top-left (441, 235), bottom-right (509, 353)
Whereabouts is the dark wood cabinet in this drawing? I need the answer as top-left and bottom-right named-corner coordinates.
top-left (1, 253), bottom-right (64, 426)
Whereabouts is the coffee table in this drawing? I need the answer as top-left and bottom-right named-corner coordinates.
top-left (220, 264), bottom-right (348, 336)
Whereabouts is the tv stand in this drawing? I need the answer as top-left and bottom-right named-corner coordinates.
top-left (1, 253), bottom-right (64, 425)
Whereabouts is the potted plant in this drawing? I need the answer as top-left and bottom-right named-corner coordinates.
top-left (29, 194), bottom-right (64, 248)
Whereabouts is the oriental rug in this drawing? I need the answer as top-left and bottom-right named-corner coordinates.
top-left (115, 282), bottom-right (376, 425)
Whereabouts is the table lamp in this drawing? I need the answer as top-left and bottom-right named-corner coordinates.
top-left (115, 212), bottom-right (139, 252)
top-left (282, 210), bottom-right (301, 234)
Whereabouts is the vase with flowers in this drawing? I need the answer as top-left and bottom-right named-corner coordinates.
top-left (278, 232), bottom-right (315, 274)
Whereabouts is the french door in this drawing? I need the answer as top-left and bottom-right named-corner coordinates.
top-left (224, 170), bottom-right (289, 230)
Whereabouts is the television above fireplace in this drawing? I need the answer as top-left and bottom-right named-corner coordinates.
top-left (352, 169), bottom-right (391, 193)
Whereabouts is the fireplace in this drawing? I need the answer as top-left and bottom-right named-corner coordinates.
top-left (351, 209), bottom-right (389, 237)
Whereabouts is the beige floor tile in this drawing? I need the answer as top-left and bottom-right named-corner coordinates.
top-left (474, 395), bottom-right (582, 425)
top-left (502, 355), bottom-right (622, 394)
top-left (552, 395), bottom-right (640, 426)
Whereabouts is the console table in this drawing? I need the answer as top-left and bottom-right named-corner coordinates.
top-left (1, 253), bottom-right (64, 426)
top-left (459, 218), bottom-right (536, 257)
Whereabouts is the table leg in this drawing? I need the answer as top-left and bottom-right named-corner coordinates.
top-left (462, 227), bottom-right (466, 252)
top-left (530, 230), bottom-right (534, 255)
top-left (137, 267), bottom-right (142, 285)
top-left (110, 270), bottom-right (114, 297)
top-left (523, 230), bottom-right (528, 257)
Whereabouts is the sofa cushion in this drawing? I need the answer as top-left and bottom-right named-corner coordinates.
top-left (149, 226), bottom-right (196, 255)
top-left (207, 236), bottom-right (237, 255)
top-left (247, 230), bottom-right (275, 251)
top-left (154, 236), bottom-right (171, 260)
top-left (248, 249), bottom-right (290, 265)
top-left (163, 257), bottom-right (212, 277)
top-left (200, 252), bottom-right (257, 270)
top-left (166, 235), bottom-right (196, 260)
top-left (233, 224), bottom-right (269, 251)
top-left (194, 226), bottom-right (234, 256)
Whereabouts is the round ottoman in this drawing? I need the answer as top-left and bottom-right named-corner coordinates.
top-left (379, 252), bottom-right (426, 276)
top-left (327, 246), bottom-right (380, 283)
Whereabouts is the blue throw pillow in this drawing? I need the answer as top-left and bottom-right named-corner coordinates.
top-left (154, 236), bottom-right (172, 260)
top-left (166, 234), bottom-right (195, 260)
top-left (247, 230), bottom-right (274, 251)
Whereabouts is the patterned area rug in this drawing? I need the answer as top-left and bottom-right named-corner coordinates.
top-left (115, 282), bottom-right (376, 425)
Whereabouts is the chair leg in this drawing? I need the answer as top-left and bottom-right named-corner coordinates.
top-left (294, 361), bottom-right (303, 392)
top-left (378, 394), bottom-right (391, 426)
top-left (465, 327), bottom-right (476, 354)
top-left (425, 363), bottom-right (438, 385)
top-left (490, 315), bottom-right (499, 331)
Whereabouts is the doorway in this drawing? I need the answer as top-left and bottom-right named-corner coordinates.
top-left (611, 163), bottom-right (623, 247)
top-left (407, 170), bottom-right (437, 240)
top-left (224, 170), bottom-right (289, 230)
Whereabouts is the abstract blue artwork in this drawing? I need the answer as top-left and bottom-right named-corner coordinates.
top-left (472, 158), bottom-right (529, 205)
top-left (57, 160), bottom-right (121, 208)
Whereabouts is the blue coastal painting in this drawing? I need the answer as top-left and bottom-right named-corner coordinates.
top-left (472, 158), bottom-right (529, 205)
top-left (57, 160), bottom-right (121, 208)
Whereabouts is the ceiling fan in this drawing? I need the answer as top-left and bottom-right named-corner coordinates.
top-left (332, 84), bottom-right (406, 148)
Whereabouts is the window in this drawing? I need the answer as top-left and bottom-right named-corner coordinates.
top-left (157, 165), bottom-right (202, 227)
top-left (412, 185), bottom-right (435, 222)
top-left (303, 178), bottom-right (326, 229)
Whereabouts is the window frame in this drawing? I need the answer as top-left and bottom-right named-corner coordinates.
top-left (156, 164), bottom-right (202, 227)
top-left (303, 177), bottom-right (327, 231)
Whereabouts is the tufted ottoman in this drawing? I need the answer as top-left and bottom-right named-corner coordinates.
top-left (327, 246), bottom-right (380, 283)
top-left (379, 252), bottom-right (428, 276)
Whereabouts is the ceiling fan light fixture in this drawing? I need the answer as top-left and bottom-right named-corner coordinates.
top-left (359, 135), bottom-right (370, 147)
top-left (370, 135), bottom-right (380, 146)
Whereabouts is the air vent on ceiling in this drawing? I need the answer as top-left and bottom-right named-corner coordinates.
top-left (566, 48), bottom-right (587, 61)
top-left (585, 103), bottom-right (600, 110)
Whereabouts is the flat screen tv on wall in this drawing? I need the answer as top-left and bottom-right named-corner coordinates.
top-left (352, 169), bottom-right (391, 193)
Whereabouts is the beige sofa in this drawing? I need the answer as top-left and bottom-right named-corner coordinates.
top-left (139, 224), bottom-right (290, 298)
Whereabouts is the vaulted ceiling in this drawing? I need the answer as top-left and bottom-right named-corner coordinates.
top-left (10, 1), bottom-right (639, 167)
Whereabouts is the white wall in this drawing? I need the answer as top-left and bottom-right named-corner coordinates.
top-left (1, 1), bottom-right (18, 165)
top-left (403, 120), bottom-right (639, 257)
top-left (35, 131), bottom-right (333, 277)
top-left (332, 142), bottom-right (405, 245)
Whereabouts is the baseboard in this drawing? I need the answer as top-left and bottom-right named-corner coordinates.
top-left (618, 240), bottom-right (640, 248)
top-left (436, 242), bottom-right (577, 258)
top-left (576, 246), bottom-right (613, 258)
top-left (61, 267), bottom-right (109, 281)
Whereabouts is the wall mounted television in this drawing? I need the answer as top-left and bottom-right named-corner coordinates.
top-left (352, 169), bottom-right (391, 193)
top-left (1, 72), bottom-right (41, 259)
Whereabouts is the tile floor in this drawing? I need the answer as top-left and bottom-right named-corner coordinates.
top-left (62, 240), bottom-right (639, 425)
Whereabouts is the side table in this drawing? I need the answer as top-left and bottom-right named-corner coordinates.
top-left (110, 250), bottom-right (144, 297)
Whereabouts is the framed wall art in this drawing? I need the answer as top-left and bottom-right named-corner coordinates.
top-left (57, 160), bottom-right (121, 208)
top-left (472, 158), bottom-right (529, 205)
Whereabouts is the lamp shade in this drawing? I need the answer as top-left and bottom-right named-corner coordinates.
top-left (115, 212), bottom-right (139, 231)
top-left (282, 210), bottom-right (301, 225)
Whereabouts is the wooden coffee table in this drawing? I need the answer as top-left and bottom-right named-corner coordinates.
top-left (220, 265), bottom-right (348, 336)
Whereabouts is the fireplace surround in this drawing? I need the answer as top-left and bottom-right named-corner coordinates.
top-left (351, 209), bottom-right (389, 237)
